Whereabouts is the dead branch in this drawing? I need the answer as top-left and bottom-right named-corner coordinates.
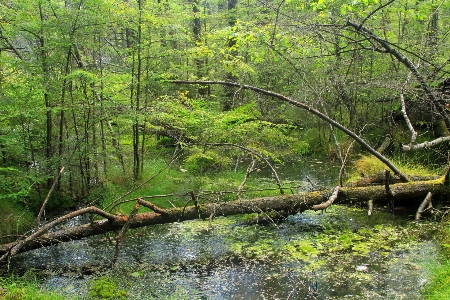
top-left (137, 198), bottom-right (168, 215)
top-left (111, 202), bottom-right (140, 268)
top-left (104, 153), bottom-right (182, 212)
top-left (402, 136), bottom-right (450, 151)
top-left (312, 186), bottom-right (340, 211)
top-left (415, 192), bottom-right (432, 221)
top-left (400, 92), bottom-right (417, 147)
top-left (346, 21), bottom-right (450, 127)
top-left (205, 142), bottom-right (284, 193)
top-left (36, 167), bottom-right (65, 230)
top-left (0, 206), bottom-right (118, 263)
top-left (237, 158), bottom-right (257, 197)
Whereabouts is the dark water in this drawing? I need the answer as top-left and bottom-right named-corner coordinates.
top-left (10, 158), bottom-right (439, 299)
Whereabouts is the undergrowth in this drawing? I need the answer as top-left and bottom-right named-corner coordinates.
top-left (0, 273), bottom-right (68, 300)
top-left (422, 219), bottom-right (450, 299)
top-left (0, 200), bottom-right (34, 243)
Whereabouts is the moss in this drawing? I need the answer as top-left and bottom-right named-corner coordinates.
top-left (347, 155), bottom-right (440, 183)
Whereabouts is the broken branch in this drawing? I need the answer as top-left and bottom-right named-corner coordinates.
top-left (312, 186), bottom-right (340, 211)
top-left (415, 192), bottom-right (432, 221)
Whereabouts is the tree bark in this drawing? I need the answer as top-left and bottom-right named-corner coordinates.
top-left (1, 179), bottom-right (448, 258)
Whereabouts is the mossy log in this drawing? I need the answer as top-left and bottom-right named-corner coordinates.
top-left (1, 179), bottom-right (449, 257)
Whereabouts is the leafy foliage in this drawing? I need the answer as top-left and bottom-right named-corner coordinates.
top-left (88, 277), bottom-right (127, 300)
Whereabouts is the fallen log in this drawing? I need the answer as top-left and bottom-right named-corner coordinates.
top-left (1, 179), bottom-right (449, 258)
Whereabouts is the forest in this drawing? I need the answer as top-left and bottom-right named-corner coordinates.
top-left (1, 0), bottom-right (450, 299)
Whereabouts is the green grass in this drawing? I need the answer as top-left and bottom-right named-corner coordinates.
top-left (0, 274), bottom-right (69, 300)
top-left (422, 259), bottom-right (450, 300)
top-left (422, 221), bottom-right (450, 299)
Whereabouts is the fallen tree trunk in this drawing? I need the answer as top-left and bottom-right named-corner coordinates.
top-left (1, 179), bottom-right (449, 258)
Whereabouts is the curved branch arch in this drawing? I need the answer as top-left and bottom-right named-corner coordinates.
top-left (170, 80), bottom-right (410, 182)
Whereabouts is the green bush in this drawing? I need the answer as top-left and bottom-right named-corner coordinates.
top-left (294, 141), bottom-right (310, 155)
top-left (88, 277), bottom-right (127, 300)
top-left (184, 149), bottom-right (231, 175)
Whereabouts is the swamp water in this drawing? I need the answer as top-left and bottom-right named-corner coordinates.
top-left (10, 159), bottom-right (442, 299)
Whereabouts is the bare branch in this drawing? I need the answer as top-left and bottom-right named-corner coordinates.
top-left (1, 206), bottom-right (118, 262)
top-left (400, 70), bottom-right (418, 148)
top-left (111, 202), bottom-right (140, 268)
top-left (104, 152), bottom-right (182, 212)
top-left (237, 158), bottom-right (257, 198)
top-left (137, 198), bottom-right (168, 215)
top-left (402, 136), bottom-right (450, 151)
top-left (36, 167), bottom-right (65, 229)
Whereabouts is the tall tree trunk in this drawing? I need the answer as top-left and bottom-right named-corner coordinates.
top-left (39, 2), bottom-right (53, 189)
top-left (133, 0), bottom-right (143, 181)
top-left (193, 0), bottom-right (208, 96)
top-left (223, 0), bottom-right (238, 111)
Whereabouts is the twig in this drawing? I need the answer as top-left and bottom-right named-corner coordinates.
top-left (237, 158), bottom-right (257, 198)
top-left (104, 152), bottom-right (182, 212)
top-left (36, 167), bottom-right (65, 229)
top-left (205, 142), bottom-right (284, 194)
top-left (358, 0), bottom-right (396, 29)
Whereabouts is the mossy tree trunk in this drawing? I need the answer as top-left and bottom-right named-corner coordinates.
top-left (1, 179), bottom-right (449, 259)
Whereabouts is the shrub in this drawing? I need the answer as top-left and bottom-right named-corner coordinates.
top-left (88, 277), bottom-right (127, 300)
top-left (184, 149), bottom-right (231, 175)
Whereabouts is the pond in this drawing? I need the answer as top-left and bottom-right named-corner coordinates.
top-left (9, 158), bottom-right (441, 299)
